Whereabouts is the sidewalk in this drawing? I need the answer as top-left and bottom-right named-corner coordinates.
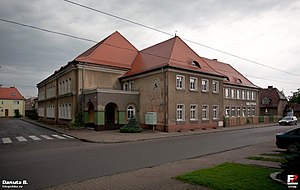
top-left (21, 117), bottom-right (278, 143)
top-left (45, 140), bottom-right (279, 190)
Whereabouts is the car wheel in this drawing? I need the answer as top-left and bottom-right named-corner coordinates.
top-left (287, 144), bottom-right (298, 153)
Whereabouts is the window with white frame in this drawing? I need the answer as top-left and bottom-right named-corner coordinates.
top-left (176, 75), bottom-right (185, 90)
top-left (127, 105), bottom-right (135, 119)
top-left (201, 79), bottom-right (209, 92)
top-left (225, 88), bottom-right (230, 98)
top-left (247, 91), bottom-right (251, 100)
top-left (231, 89), bottom-right (236, 99)
top-left (176, 104), bottom-right (185, 121)
top-left (213, 105), bottom-right (219, 120)
top-left (190, 77), bottom-right (197, 91)
top-left (68, 104), bottom-right (72, 119)
top-left (242, 90), bottom-right (246, 100)
top-left (123, 83), bottom-right (129, 91)
top-left (231, 106), bottom-right (236, 117)
top-left (237, 107), bottom-right (241, 117)
top-left (225, 106), bottom-right (230, 116)
top-left (242, 107), bottom-right (246, 116)
top-left (38, 107), bottom-right (44, 117)
top-left (237, 90), bottom-right (241, 99)
top-left (212, 80), bottom-right (219, 93)
top-left (247, 107), bottom-right (251, 116)
top-left (129, 82), bottom-right (134, 91)
top-left (202, 105), bottom-right (209, 120)
top-left (190, 104), bottom-right (198, 121)
top-left (251, 91), bottom-right (256, 100)
top-left (251, 107), bottom-right (255, 116)
top-left (68, 78), bottom-right (72, 93)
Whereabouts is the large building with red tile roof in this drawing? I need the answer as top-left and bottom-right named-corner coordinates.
top-left (37, 31), bottom-right (261, 132)
top-left (0, 86), bottom-right (25, 117)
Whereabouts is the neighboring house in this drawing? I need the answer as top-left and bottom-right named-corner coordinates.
top-left (286, 103), bottom-right (300, 118)
top-left (259, 86), bottom-right (287, 118)
top-left (204, 59), bottom-right (260, 126)
top-left (25, 97), bottom-right (37, 116)
top-left (0, 86), bottom-right (25, 117)
top-left (37, 31), bottom-right (260, 132)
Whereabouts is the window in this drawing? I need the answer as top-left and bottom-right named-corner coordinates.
top-left (123, 83), bottom-right (129, 91)
top-left (242, 90), bottom-right (246, 100)
top-left (247, 91), bottom-right (251, 100)
top-left (251, 91), bottom-right (256, 100)
top-left (69, 78), bottom-right (72, 93)
top-left (213, 105), bottom-right (219, 120)
top-left (231, 89), bottom-right (236, 99)
top-left (201, 79), bottom-right (209, 92)
top-left (176, 75), bottom-right (185, 90)
top-left (127, 105), bottom-right (135, 119)
top-left (68, 104), bottom-right (72, 119)
top-left (237, 90), bottom-right (241, 99)
top-left (190, 104), bottom-right (198, 121)
top-left (225, 106), bottom-right (230, 116)
top-left (225, 88), bottom-right (230, 98)
top-left (190, 77), bottom-right (197, 91)
top-left (237, 107), bottom-right (241, 117)
top-left (247, 107), bottom-right (251, 116)
top-left (231, 106), bottom-right (236, 117)
top-left (13, 101), bottom-right (19, 105)
top-left (129, 82), bottom-right (134, 91)
top-left (176, 104), bottom-right (185, 121)
top-left (242, 107), bottom-right (246, 116)
top-left (251, 107), bottom-right (255, 116)
top-left (212, 81), bottom-right (219, 93)
top-left (202, 105), bottom-right (209, 120)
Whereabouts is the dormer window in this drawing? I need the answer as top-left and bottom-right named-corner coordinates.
top-left (11, 93), bottom-right (16, 96)
top-left (237, 79), bottom-right (242, 84)
top-left (192, 61), bottom-right (201, 68)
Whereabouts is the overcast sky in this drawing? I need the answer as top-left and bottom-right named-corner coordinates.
top-left (0, 0), bottom-right (299, 98)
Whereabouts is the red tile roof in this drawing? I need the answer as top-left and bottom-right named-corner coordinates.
top-left (75, 31), bottom-right (138, 69)
top-left (0, 87), bottom-right (25, 100)
top-left (202, 58), bottom-right (259, 88)
top-left (123, 36), bottom-right (225, 78)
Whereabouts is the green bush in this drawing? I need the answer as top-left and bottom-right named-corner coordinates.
top-left (14, 109), bottom-right (22, 118)
top-left (69, 112), bottom-right (85, 129)
top-left (120, 116), bottom-right (143, 133)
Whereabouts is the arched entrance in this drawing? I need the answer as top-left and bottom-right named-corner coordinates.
top-left (87, 102), bottom-right (95, 128)
top-left (105, 102), bottom-right (118, 125)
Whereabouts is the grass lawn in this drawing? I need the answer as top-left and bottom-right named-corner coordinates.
top-left (260, 153), bottom-right (286, 157)
top-left (176, 163), bottom-right (286, 190)
top-left (247, 156), bottom-right (286, 163)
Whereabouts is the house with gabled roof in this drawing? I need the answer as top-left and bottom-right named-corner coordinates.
top-left (0, 86), bottom-right (25, 117)
top-left (37, 31), bottom-right (260, 132)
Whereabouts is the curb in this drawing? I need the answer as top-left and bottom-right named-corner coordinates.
top-left (20, 117), bottom-right (279, 144)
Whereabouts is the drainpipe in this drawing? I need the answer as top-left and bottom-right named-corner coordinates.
top-left (163, 67), bottom-right (168, 132)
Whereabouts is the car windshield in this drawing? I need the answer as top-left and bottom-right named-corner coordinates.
top-left (283, 117), bottom-right (292, 120)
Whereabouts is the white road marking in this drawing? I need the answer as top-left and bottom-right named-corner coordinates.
top-left (52, 135), bottom-right (66, 139)
top-left (16, 136), bottom-right (27, 142)
top-left (62, 134), bottom-right (74, 139)
top-left (41, 135), bottom-right (54, 140)
top-left (28, 135), bottom-right (41, 141)
top-left (2, 138), bottom-right (12, 144)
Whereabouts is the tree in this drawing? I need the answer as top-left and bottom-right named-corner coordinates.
top-left (120, 116), bottom-right (143, 133)
top-left (289, 88), bottom-right (300, 103)
top-left (14, 109), bottom-right (21, 118)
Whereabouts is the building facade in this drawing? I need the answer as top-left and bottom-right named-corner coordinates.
top-left (37, 31), bottom-right (260, 132)
top-left (0, 87), bottom-right (25, 117)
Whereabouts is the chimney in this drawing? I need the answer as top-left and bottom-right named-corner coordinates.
top-left (268, 86), bottom-right (273, 89)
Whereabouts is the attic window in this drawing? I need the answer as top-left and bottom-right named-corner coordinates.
top-left (237, 79), bottom-right (242, 84)
top-left (225, 77), bottom-right (230, 82)
top-left (11, 93), bottom-right (16, 96)
top-left (192, 61), bottom-right (201, 68)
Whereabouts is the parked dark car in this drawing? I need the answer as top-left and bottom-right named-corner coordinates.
top-left (276, 128), bottom-right (300, 152)
top-left (278, 116), bottom-right (298, 125)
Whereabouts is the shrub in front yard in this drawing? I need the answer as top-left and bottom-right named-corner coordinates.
top-left (120, 116), bottom-right (143, 133)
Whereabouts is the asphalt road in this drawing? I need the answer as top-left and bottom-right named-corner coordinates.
top-left (0, 118), bottom-right (297, 189)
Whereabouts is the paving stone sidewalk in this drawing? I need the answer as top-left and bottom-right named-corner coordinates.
top-left (44, 141), bottom-right (278, 190)
top-left (21, 118), bottom-right (277, 143)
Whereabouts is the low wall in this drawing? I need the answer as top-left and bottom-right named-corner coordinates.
top-left (224, 115), bottom-right (280, 127)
